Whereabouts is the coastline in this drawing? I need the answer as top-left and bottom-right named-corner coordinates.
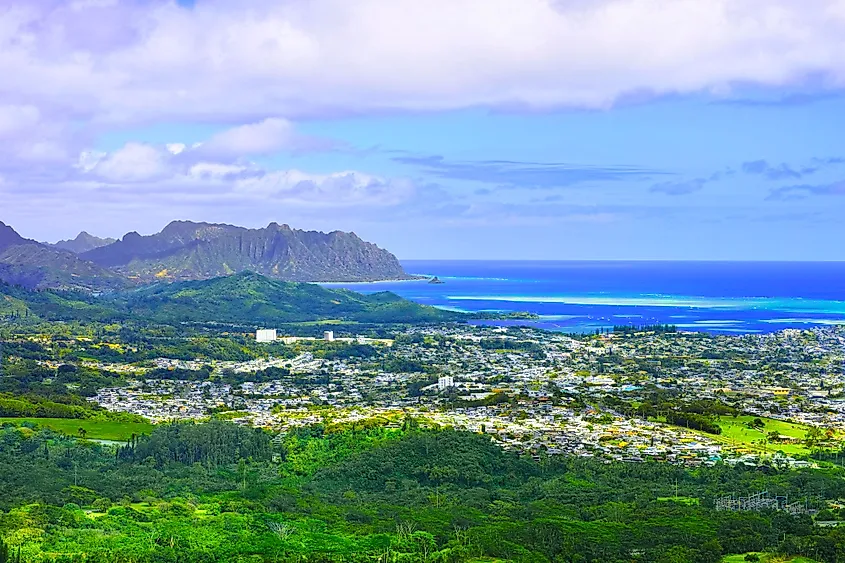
top-left (312, 260), bottom-right (845, 335)
top-left (318, 274), bottom-right (430, 285)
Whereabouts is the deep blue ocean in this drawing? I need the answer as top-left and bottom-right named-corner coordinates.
top-left (322, 261), bottom-right (845, 334)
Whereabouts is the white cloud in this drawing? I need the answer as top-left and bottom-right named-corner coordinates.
top-left (85, 142), bottom-right (172, 182)
top-left (16, 140), bottom-right (71, 163)
top-left (188, 162), bottom-right (249, 180)
top-left (192, 118), bottom-right (339, 158)
top-left (77, 150), bottom-right (107, 173)
top-left (0, 104), bottom-right (77, 163)
top-left (199, 118), bottom-right (295, 156)
top-left (67, 140), bottom-right (415, 208)
top-left (1, 0), bottom-right (844, 124)
top-left (0, 105), bottom-right (41, 137)
top-left (234, 169), bottom-right (415, 207)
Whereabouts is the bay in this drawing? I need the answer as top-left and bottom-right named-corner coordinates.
top-left (322, 260), bottom-right (845, 334)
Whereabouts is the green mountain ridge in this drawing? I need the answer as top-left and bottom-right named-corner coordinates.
top-left (0, 271), bottom-right (461, 325)
top-left (117, 271), bottom-right (459, 324)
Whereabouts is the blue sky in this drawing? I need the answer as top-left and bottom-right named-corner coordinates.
top-left (1, 0), bottom-right (844, 260)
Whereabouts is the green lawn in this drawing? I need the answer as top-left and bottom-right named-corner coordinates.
top-left (0, 417), bottom-right (154, 441)
top-left (717, 415), bottom-right (811, 456)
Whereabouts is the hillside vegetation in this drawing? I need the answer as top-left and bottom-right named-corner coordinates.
top-left (2, 421), bottom-right (845, 562)
top-left (0, 271), bottom-right (460, 326)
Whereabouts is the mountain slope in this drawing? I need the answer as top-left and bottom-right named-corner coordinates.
top-left (82, 221), bottom-right (409, 283)
top-left (1, 272), bottom-right (461, 325)
top-left (0, 222), bottom-right (128, 291)
top-left (115, 271), bottom-right (460, 324)
top-left (0, 280), bottom-right (121, 322)
top-left (52, 232), bottom-right (117, 254)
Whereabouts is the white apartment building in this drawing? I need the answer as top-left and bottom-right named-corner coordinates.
top-left (256, 329), bottom-right (277, 343)
top-left (438, 375), bottom-right (455, 390)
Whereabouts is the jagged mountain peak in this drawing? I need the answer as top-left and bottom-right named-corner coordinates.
top-left (53, 231), bottom-right (117, 254)
top-left (161, 220), bottom-right (217, 234)
top-left (0, 221), bottom-right (28, 251)
top-left (82, 220), bottom-right (408, 283)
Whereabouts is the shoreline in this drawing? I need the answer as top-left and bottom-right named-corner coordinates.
top-left (318, 274), bottom-right (430, 285)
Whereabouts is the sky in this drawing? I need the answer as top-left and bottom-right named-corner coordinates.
top-left (1, 0), bottom-right (844, 260)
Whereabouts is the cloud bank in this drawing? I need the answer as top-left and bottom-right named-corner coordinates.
top-left (2, 0), bottom-right (845, 128)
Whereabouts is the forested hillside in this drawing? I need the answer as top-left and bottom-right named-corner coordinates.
top-left (2, 421), bottom-right (845, 562)
top-left (115, 271), bottom-right (459, 324)
top-left (0, 272), bottom-right (459, 326)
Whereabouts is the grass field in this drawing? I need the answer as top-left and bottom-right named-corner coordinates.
top-left (722, 554), bottom-right (819, 562)
top-left (0, 417), bottom-right (154, 441)
top-left (717, 415), bottom-right (811, 456)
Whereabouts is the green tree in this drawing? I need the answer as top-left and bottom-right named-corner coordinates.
top-left (0, 538), bottom-right (21, 563)
top-left (805, 426), bottom-right (824, 448)
top-left (92, 497), bottom-right (112, 513)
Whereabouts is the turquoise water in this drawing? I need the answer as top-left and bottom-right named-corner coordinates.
top-left (323, 261), bottom-right (845, 334)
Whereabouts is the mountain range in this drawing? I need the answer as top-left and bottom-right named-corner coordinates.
top-left (0, 221), bottom-right (127, 292)
top-left (0, 220), bottom-right (410, 291)
top-left (80, 221), bottom-right (408, 284)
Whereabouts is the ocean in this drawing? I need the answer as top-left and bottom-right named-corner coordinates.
top-left (322, 261), bottom-right (845, 334)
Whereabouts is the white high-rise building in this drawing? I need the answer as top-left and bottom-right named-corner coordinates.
top-left (256, 329), bottom-right (277, 343)
top-left (438, 375), bottom-right (455, 390)
top-left (324, 331), bottom-right (334, 342)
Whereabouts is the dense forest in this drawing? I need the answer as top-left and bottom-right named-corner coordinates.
top-left (2, 420), bottom-right (845, 562)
